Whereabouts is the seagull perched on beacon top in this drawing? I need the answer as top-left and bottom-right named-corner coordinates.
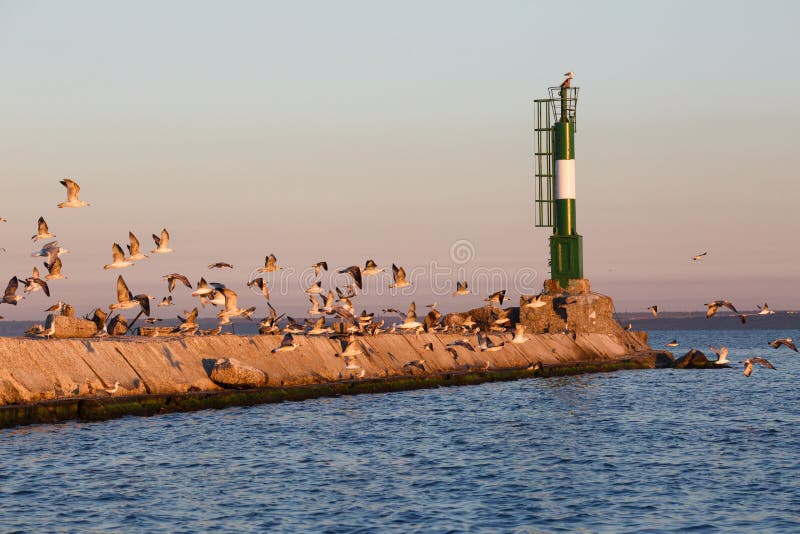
top-left (32, 217), bottom-right (55, 242)
top-left (560, 71), bottom-right (574, 89)
top-left (151, 228), bottom-right (173, 254)
top-left (57, 179), bottom-right (89, 208)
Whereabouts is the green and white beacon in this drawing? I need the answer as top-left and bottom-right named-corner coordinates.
top-left (533, 72), bottom-right (589, 294)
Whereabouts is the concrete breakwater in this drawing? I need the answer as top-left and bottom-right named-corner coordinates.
top-left (0, 330), bottom-right (656, 428)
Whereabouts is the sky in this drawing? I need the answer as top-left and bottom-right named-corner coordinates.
top-left (0, 0), bottom-right (798, 320)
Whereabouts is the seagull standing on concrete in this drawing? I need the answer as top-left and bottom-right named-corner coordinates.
top-left (57, 179), bottom-right (90, 208)
top-left (151, 228), bottom-right (173, 254)
top-left (396, 302), bottom-right (423, 330)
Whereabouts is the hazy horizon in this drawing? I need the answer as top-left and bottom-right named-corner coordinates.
top-left (1, 1), bottom-right (799, 320)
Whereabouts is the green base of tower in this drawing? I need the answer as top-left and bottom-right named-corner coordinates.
top-left (549, 234), bottom-right (583, 285)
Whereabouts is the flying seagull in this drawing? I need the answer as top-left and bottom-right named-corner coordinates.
top-left (163, 273), bottom-right (192, 293)
top-left (485, 290), bottom-right (507, 306)
top-left (258, 254), bottom-right (281, 273)
top-left (708, 346), bottom-right (730, 365)
top-left (511, 324), bottom-right (530, 344)
top-left (272, 333), bottom-right (300, 353)
top-left (44, 257), bottom-right (65, 280)
top-left (110, 275), bottom-right (150, 315)
top-left (666, 340), bottom-right (679, 347)
top-left (452, 281), bottom-right (471, 297)
top-left (338, 265), bottom-right (363, 290)
top-left (32, 241), bottom-right (70, 265)
top-left (57, 178), bottom-right (89, 208)
top-left (31, 216), bottom-right (55, 242)
top-left (104, 382), bottom-right (121, 395)
top-left (21, 266), bottom-right (50, 297)
top-left (757, 303), bottom-right (775, 315)
top-left (208, 262), bottom-right (233, 269)
top-left (389, 263), bottom-right (410, 288)
top-left (125, 231), bottom-right (148, 261)
top-left (151, 228), bottom-right (173, 254)
top-left (705, 300), bottom-right (738, 318)
top-left (692, 252), bottom-right (707, 261)
top-left (362, 259), bottom-right (384, 276)
top-left (247, 277), bottom-right (270, 300)
top-left (768, 338), bottom-right (798, 352)
top-left (312, 261), bottom-right (328, 277)
top-left (305, 281), bottom-right (323, 294)
top-left (521, 293), bottom-right (546, 308)
top-left (647, 305), bottom-right (658, 317)
top-left (103, 243), bottom-right (134, 270)
top-left (1, 277), bottom-right (23, 305)
top-left (158, 295), bottom-right (173, 307)
top-left (742, 357), bottom-right (775, 377)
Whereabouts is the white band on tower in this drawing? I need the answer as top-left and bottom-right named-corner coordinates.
top-left (554, 159), bottom-right (576, 199)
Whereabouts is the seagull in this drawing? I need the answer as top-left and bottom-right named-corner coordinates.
top-left (0, 217), bottom-right (5, 222)
top-left (389, 263), bottom-right (410, 288)
top-left (511, 324), bottom-right (530, 344)
top-left (272, 333), bottom-right (300, 353)
top-left (362, 259), bottom-right (384, 276)
top-left (736, 314), bottom-right (748, 324)
top-left (422, 342), bottom-right (434, 352)
top-left (709, 346), bottom-right (730, 365)
top-left (307, 316), bottom-right (333, 335)
top-left (21, 266), bottom-right (50, 297)
top-left (57, 178), bottom-right (89, 208)
top-left (336, 335), bottom-right (364, 358)
top-left (692, 252), bottom-right (708, 261)
top-left (336, 285), bottom-right (357, 300)
top-left (522, 293), bottom-right (547, 308)
top-left (338, 265), bottom-right (363, 290)
top-left (318, 290), bottom-right (336, 314)
top-left (44, 300), bottom-right (65, 312)
top-left (191, 277), bottom-right (217, 298)
top-left (485, 290), bottom-right (507, 306)
top-left (452, 281), bottom-right (471, 297)
top-left (104, 381), bottom-right (121, 395)
top-left (396, 302), bottom-right (423, 330)
top-left (705, 300), bottom-right (738, 318)
top-left (742, 357), bottom-right (775, 377)
top-left (32, 241), bottom-right (70, 265)
top-left (308, 295), bottom-right (323, 316)
top-left (151, 228), bottom-right (173, 254)
top-left (109, 275), bottom-right (150, 315)
top-left (560, 71), bottom-right (574, 89)
top-left (477, 332), bottom-right (505, 352)
top-left (647, 305), bottom-right (658, 317)
top-left (312, 261), bottom-right (328, 277)
top-left (144, 317), bottom-right (162, 324)
top-left (125, 231), bottom-right (148, 261)
top-left (103, 243), bottom-right (134, 270)
top-left (39, 315), bottom-right (56, 339)
top-left (305, 281), bottom-right (323, 294)
top-left (44, 257), bottom-right (66, 280)
top-left (446, 339), bottom-right (476, 352)
top-left (174, 307), bottom-right (199, 334)
top-left (258, 254), bottom-right (281, 273)
top-left (247, 277), bottom-right (270, 300)
top-left (158, 296), bottom-right (173, 307)
top-left (31, 216), bottom-right (55, 242)
top-left (768, 338), bottom-right (798, 352)
top-left (666, 340), bottom-right (679, 347)
top-left (757, 303), bottom-right (776, 315)
top-left (164, 273), bottom-right (192, 293)
top-left (208, 262), bottom-right (233, 269)
top-left (1, 277), bottom-right (23, 305)
top-left (216, 288), bottom-right (251, 321)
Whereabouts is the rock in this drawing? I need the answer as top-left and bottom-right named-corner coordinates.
top-left (209, 357), bottom-right (268, 389)
top-left (51, 315), bottom-right (98, 339)
top-left (672, 349), bottom-right (712, 369)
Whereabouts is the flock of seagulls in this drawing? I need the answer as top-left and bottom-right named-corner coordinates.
top-left (1, 179), bottom-right (536, 378)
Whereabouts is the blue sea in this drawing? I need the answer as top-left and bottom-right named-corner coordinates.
top-left (1, 329), bottom-right (798, 532)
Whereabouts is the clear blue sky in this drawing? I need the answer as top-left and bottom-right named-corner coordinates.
top-left (0, 0), bottom-right (798, 319)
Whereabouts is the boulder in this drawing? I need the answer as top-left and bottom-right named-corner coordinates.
top-left (209, 357), bottom-right (268, 389)
top-left (672, 349), bottom-right (713, 369)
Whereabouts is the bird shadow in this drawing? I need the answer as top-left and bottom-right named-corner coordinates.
top-left (201, 358), bottom-right (216, 377)
top-left (161, 346), bottom-right (183, 371)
